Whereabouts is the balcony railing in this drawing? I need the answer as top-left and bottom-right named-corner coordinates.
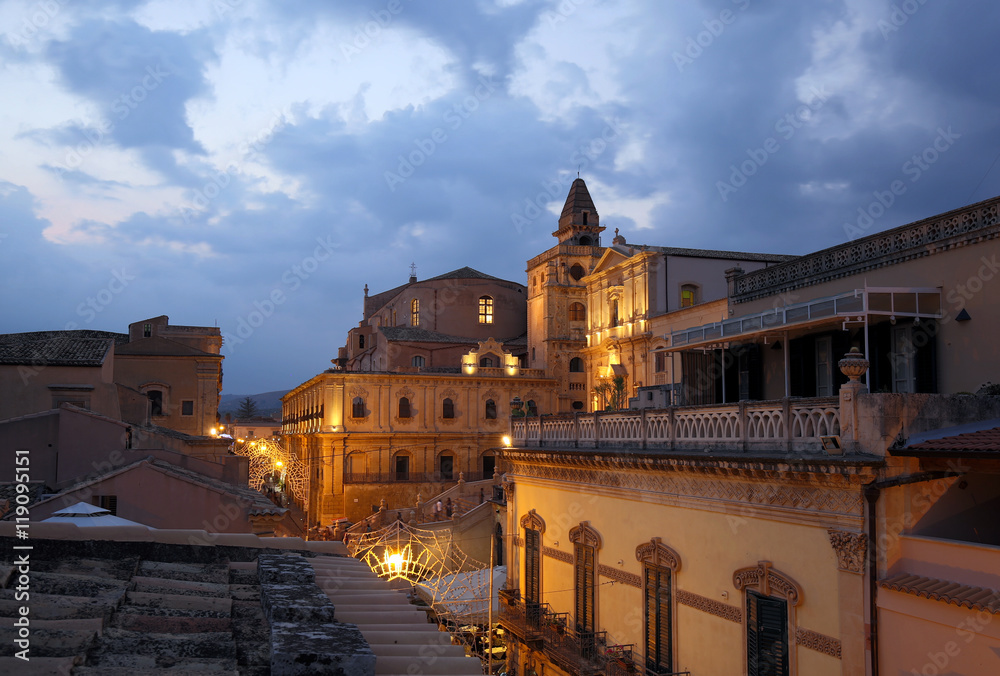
top-left (512, 398), bottom-right (840, 453)
top-left (344, 471), bottom-right (491, 484)
top-left (498, 591), bottom-right (611, 675)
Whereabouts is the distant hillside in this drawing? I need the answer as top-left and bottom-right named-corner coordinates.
top-left (218, 390), bottom-right (290, 418)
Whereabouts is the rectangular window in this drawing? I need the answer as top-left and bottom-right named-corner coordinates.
top-left (181, 400), bottom-right (194, 416)
top-left (96, 495), bottom-right (118, 516)
top-left (411, 299), bottom-right (420, 326)
top-left (147, 390), bottom-right (163, 416)
top-left (143, 323), bottom-right (151, 337)
top-left (645, 566), bottom-right (672, 674)
top-left (654, 352), bottom-right (667, 373)
top-left (479, 296), bottom-right (494, 324)
top-left (747, 591), bottom-right (788, 676)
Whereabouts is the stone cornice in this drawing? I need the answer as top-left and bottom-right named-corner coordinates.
top-left (732, 196), bottom-right (1000, 304)
top-left (502, 448), bottom-right (881, 484)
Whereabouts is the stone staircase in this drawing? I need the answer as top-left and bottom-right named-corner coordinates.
top-left (310, 556), bottom-right (484, 676)
top-left (0, 557), bottom-right (270, 675)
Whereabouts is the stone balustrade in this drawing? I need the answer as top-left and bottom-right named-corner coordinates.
top-left (511, 398), bottom-right (841, 453)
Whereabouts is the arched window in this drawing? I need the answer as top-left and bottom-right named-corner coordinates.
top-left (351, 397), bottom-right (365, 418)
top-left (398, 397), bottom-right (411, 419)
top-left (439, 453), bottom-right (454, 480)
top-left (570, 522), bottom-right (601, 639)
top-left (527, 400), bottom-right (538, 416)
top-left (393, 453), bottom-right (409, 481)
top-left (358, 334), bottom-right (365, 349)
top-left (579, 235), bottom-right (592, 245)
top-left (521, 510), bottom-right (546, 604)
top-left (569, 357), bottom-right (584, 372)
top-left (570, 264), bottom-right (585, 281)
top-left (479, 296), bottom-right (494, 324)
top-left (734, 561), bottom-right (801, 676)
top-left (480, 356), bottom-right (495, 367)
top-left (442, 398), bottom-right (455, 419)
top-left (569, 302), bottom-right (586, 321)
top-left (411, 355), bottom-right (425, 367)
top-left (681, 284), bottom-right (699, 308)
top-left (411, 298), bottom-right (420, 326)
top-left (636, 538), bottom-right (682, 675)
top-left (485, 399), bottom-right (497, 420)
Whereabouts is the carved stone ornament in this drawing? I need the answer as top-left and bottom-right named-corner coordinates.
top-left (635, 537), bottom-right (682, 572)
top-left (676, 590), bottom-right (742, 623)
top-left (796, 627), bottom-right (842, 659)
top-left (598, 564), bottom-right (642, 588)
top-left (482, 388), bottom-right (500, 402)
top-left (733, 561), bottom-right (802, 606)
top-left (441, 388), bottom-right (458, 399)
top-left (569, 521), bottom-right (602, 549)
top-left (396, 386), bottom-right (415, 399)
top-left (520, 509), bottom-right (546, 534)
top-left (543, 547), bottom-right (572, 564)
top-left (827, 529), bottom-right (867, 574)
top-left (838, 347), bottom-right (870, 382)
top-left (349, 385), bottom-right (369, 399)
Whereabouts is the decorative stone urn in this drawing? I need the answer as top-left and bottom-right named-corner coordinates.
top-left (838, 347), bottom-right (870, 383)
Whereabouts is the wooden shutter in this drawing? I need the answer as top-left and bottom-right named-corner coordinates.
top-left (747, 591), bottom-right (788, 676)
top-left (525, 529), bottom-right (540, 603)
top-left (645, 566), bottom-right (672, 673)
top-left (575, 544), bottom-right (595, 633)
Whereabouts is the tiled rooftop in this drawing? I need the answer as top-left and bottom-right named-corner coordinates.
top-left (0, 330), bottom-right (127, 366)
top-left (880, 572), bottom-right (1000, 614)
top-left (900, 424), bottom-right (1000, 456)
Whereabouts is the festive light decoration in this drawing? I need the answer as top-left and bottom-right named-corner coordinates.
top-left (232, 438), bottom-right (306, 500)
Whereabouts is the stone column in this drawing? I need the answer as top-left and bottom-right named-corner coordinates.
top-left (838, 348), bottom-right (870, 454)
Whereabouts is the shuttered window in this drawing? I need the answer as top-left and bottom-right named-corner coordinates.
top-left (574, 543), bottom-right (596, 633)
top-left (644, 566), bottom-right (672, 673)
top-left (747, 590), bottom-right (788, 676)
top-left (525, 528), bottom-right (540, 603)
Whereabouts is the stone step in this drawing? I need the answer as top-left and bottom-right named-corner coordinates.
top-left (73, 668), bottom-right (239, 675)
top-left (354, 623), bottom-right (442, 634)
top-left (0, 655), bottom-right (81, 675)
top-left (111, 613), bottom-right (233, 634)
top-left (360, 631), bottom-right (453, 646)
top-left (314, 579), bottom-right (395, 592)
top-left (81, 652), bottom-right (239, 671)
top-left (88, 628), bottom-right (236, 660)
top-left (0, 594), bottom-right (117, 621)
top-left (138, 561), bottom-right (230, 585)
top-left (368, 643), bottom-right (469, 658)
top-left (311, 557), bottom-right (368, 567)
top-left (334, 609), bottom-right (428, 624)
top-left (23, 572), bottom-right (130, 599)
top-left (32, 557), bottom-right (139, 582)
top-left (17, 617), bottom-right (104, 634)
top-left (0, 626), bottom-right (97, 657)
top-left (116, 604), bottom-right (228, 620)
top-left (327, 593), bottom-right (413, 605)
top-left (374, 655), bottom-right (484, 675)
top-left (132, 576), bottom-right (230, 598)
top-left (125, 591), bottom-right (232, 615)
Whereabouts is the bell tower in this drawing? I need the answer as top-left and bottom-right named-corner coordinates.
top-left (526, 178), bottom-right (605, 412)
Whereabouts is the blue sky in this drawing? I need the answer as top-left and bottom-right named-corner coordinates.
top-left (2, 0), bottom-right (999, 394)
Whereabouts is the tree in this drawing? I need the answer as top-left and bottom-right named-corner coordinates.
top-left (237, 396), bottom-right (259, 420)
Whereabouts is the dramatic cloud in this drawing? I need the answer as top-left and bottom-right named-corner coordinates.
top-left (1, 0), bottom-right (998, 393)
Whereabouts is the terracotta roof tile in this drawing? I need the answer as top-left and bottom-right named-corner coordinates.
top-left (880, 572), bottom-right (1000, 613)
top-left (901, 425), bottom-right (1000, 456)
top-left (0, 330), bottom-right (126, 366)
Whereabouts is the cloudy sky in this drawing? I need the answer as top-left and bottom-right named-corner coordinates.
top-left (2, 0), bottom-right (998, 394)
